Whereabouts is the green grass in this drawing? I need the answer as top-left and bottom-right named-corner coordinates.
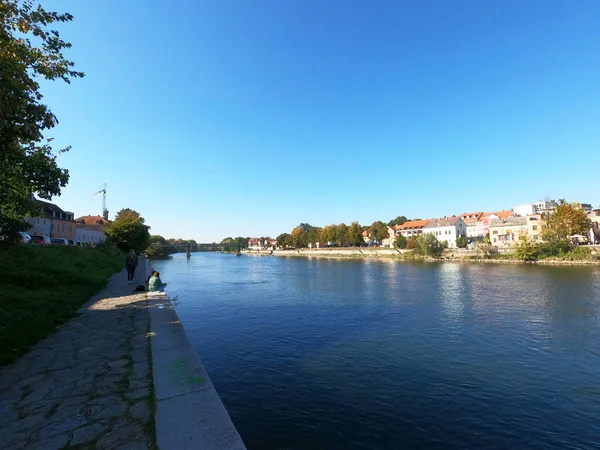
top-left (0, 244), bottom-right (124, 365)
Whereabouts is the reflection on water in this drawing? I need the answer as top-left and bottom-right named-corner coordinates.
top-left (153, 254), bottom-right (600, 450)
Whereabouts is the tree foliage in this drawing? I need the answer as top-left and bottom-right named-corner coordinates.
top-left (104, 209), bottom-right (150, 252)
top-left (394, 234), bottom-right (407, 249)
top-left (276, 233), bottom-right (293, 248)
top-left (0, 0), bottom-right (84, 243)
top-left (369, 221), bottom-right (389, 242)
top-left (292, 227), bottom-right (307, 248)
top-left (456, 236), bottom-right (467, 248)
top-left (388, 216), bottom-right (408, 227)
top-left (348, 222), bottom-right (364, 246)
top-left (320, 225), bottom-right (337, 245)
top-left (336, 223), bottom-right (349, 246)
top-left (414, 233), bottom-right (443, 257)
top-left (541, 200), bottom-right (591, 242)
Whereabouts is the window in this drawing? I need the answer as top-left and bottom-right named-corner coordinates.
top-left (492, 230), bottom-right (498, 235)
top-left (532, 225), bottom-right (537, 231)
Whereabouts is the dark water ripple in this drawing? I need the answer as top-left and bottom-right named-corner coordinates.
top-left (153, 254), bottom-right (600, 450)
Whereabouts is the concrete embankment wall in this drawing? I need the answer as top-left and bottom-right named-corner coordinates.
top-left (145, 259), bottom-right (246, 450)
top-left (267, 248), bottom-right (411, 257)
top-left (247, 247), bottom-right (600, 265)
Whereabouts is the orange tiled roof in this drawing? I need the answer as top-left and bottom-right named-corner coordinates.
top-left (75, 215), bottom-right (109, 226)
top-left (460, 212), bottom-right (484, 224)
top-left (400, 219), bottom-right (429, 230)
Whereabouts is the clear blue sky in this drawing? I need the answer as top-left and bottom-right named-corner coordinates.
top-left (42, 0), bottom-right (600, 242)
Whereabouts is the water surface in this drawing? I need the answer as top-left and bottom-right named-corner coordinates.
top-left (153, 253), bottom-right (600, 450)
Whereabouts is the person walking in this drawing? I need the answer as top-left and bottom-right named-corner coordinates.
top-left (125, 249), bottom-right (138, 283)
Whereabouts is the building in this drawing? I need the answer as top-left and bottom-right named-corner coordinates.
top-left (422, 216), bottom-right (467, 248)
top-left (488, 216), bottom-right (528, 247)
top-left (460, 212), bottom-right (484, 240)
top-left (397, 220), bottom-right (428, 239)
top-left (75, 215), bottom-right (108, 244)
top-left (525, 214), bottom-right (543, 241)
top-left (25, 200), bottom-right (75, 240)
top-left (475, 211), bottom-right (513, 239)
top-left (248, 238), bottom-right (276, 250)
top-left (513, 200), bottom-right (557, 217)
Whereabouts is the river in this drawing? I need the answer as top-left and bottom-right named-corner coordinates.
top-left (152, 253), bottom-right (600, 450)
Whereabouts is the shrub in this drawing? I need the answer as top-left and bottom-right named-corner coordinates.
top-left (456, 236), bottom-right (467, 248)
top-left (406, 237), bottom-right (417, 250)
top-left (476, 242), bottom-right (498, 258)
top-left (415, 234), bottom-right (443, 257)
top-left (394, 234), bottom-right (407, 249)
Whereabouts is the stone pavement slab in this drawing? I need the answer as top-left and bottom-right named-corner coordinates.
top-left (0, 259), bottom-right (154, 449)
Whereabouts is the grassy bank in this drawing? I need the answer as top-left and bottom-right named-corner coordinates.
top-left (0, 245), bottom-right (124, 365)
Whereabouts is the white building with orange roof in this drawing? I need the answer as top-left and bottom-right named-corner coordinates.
top-left (422, 216), bottom-right (467, 248)
top-left (397, 220), bottom-right (429, 239)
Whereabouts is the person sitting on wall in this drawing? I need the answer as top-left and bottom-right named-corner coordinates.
top-left (148, 271), bottom-right (168, 292)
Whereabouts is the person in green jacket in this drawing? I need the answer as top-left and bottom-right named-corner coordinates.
top-left (148, 271), bottom-right (167, 292)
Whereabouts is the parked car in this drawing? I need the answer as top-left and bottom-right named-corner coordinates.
top-left (30, 235), bottom-right (52, 245)
top-left (67, 239), bottom-right (77, 246)
top-left (51, 238), bottom-right (70, 245)
top-left (18, 232), bottom-right (32, 243)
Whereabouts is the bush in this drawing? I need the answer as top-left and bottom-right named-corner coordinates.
top-left (415, 234), bottom-right (443, 257)
top-left (456, 236), bottom-right (467, 248)
top-left (394, 234), bottom-right (407, 249)
top-left (406, 237), bottom-right (417, 250)
top-left (476, 242), bottom-right (498, 258)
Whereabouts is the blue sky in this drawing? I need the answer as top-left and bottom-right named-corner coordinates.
top-left (42, 0), bottom-right (600, 242)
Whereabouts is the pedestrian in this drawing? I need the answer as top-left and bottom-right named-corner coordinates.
top-left (148, 271), bottom-right (168, 292)
top-left (125, 249), bottom-right (138, 283)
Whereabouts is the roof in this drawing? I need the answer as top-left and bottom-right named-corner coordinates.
top-left (489, 216), bottom-right (527, 227)
top-left (75, 215), bottom-right (109, 226)
top-left (480, 210), bottom-right (513, 221)
top-left (36, 200), bottom-right (65, 215)
top-left (362, 230), bottom-right (370, 237)
top-left (460, 212), bottom-right (483, 225)
top-left (423, 216), bottom-right (463, 228)
top-left (399, 219), bottom-right (429, 230)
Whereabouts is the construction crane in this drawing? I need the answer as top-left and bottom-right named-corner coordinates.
top-left (91, 183), bottom-right (108, 220)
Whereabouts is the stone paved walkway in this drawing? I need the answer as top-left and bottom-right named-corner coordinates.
top-left (0, 263), bottom-right (155, 449)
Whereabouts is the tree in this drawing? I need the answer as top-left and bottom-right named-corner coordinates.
top-left (320, 225), bottom-right (337, 245)
top-left (115, 208), bottom-right (144, 223)
top-left (336, 223), bottom-right (349, 246)
top-left (415, 233), bottom-right (443, 257)
top-left (542, 199), bottom-right (591, 242)
top-left (292, 227), bottom-right (307, 248)
top-left (369, 221), bottom-right (389, 242)
top-left (406, 237), bottom-right (418, 250)
top-left (0, 1), bottom-right (84, 243)
top-left (276, 233), bottom-right (293, 248)
top-left (105, 209), bottom-right (150, 252)
top-left (306, 228), bottom-right (318, 246)
top-left (388, 216), bottom-right (408, 227)
top-left (394, 234), bottom-right (407, 249)
top-left (298, 223), bottom-right (314, 233)
top-left (483, 233), bottom-right (491, 244)
top-left (456, 236), bottom-right (467, 248)
top-left (348, 221), bottom-right (364, 246)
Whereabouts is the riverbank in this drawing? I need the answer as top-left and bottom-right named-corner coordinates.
top-left (0, 245), bottom-right (124, 365)
top-left (0, 262), bottom-right (154, 449)
top-left (249, 247), bottom-right (600, 265)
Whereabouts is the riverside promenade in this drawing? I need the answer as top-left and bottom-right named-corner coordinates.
top-left (0, 262), bottom-right (154, 449)
top-left (1, 258), bottom-right (247, 450)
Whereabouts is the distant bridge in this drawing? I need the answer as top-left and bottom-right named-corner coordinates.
top-left (147, 242), bottom-right (243, 255)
